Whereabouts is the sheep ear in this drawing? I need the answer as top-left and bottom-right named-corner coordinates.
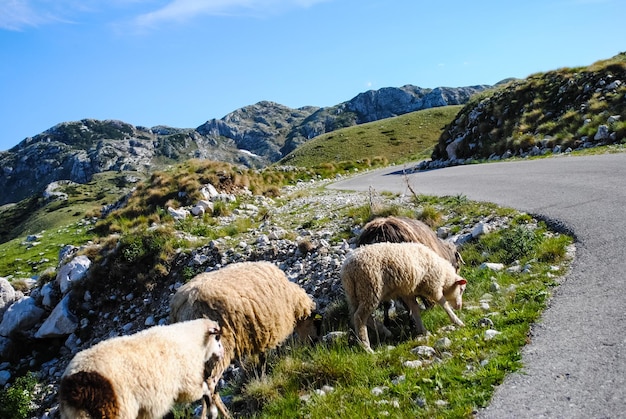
top-left (456, 278), bottom-right (467, 286)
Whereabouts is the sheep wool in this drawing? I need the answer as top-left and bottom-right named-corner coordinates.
top-left (357, 216), bottom-right (461, 270)
top-left (170, 260), bottom-right (317, 418)
top-left (340, 242), bottom-right (467, 353)
top-left (58, 318), bottom-right (223, 419)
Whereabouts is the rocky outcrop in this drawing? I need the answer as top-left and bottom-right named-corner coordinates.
top-left (346, 85), bottom-right (491, 123)
top-left (0, 84), bottom-right (490, 205)
top-left (429, 53), bottom-right (626, 166)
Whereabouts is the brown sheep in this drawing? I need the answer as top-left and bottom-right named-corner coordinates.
top-left (169, 261), bottom-right (319, 418)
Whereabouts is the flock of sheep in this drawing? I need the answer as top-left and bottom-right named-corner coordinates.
top-left (57, 216), bottom-right (469, 418)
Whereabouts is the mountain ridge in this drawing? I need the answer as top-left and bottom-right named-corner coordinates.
top-left (0, 84), bottom-right (490, 205)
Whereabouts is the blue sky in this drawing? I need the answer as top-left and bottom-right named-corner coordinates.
top-left (0, 0), bottom-right (624, 152)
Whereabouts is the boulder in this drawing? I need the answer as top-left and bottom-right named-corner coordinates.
top-left (0, 277), bottom-right (17, 321)
top-left (0, 296), bottom-right (45, 337)
top-left (56, 255), bottom-right (91, 294)
top-left (35, 294), bottom-right (78, 338)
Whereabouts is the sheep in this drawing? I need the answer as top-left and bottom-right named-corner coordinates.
top-left (58, 318), bottom-right (224, 419)
top-left (356, 215), bottom-right (463, 325)
top-left (169, 261), bottom-right (319, 419)
top-left (340, 242), bottom-right (467, 353)
top-left (356, 216), bottom-right (462, 270)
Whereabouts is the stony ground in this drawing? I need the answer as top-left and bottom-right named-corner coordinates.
top-left (19, 177), bottom-right (533, 417)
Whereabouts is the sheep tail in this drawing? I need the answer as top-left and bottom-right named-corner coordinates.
top-left (59, 371), bottom-right (119, 419)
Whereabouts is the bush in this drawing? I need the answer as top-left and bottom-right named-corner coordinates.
top-left (498, 225), bottom-right (538, 264)
top-left (0, 372), bottom-right (38, 419)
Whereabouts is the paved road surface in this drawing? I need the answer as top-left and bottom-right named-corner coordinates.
top-left (329, 153), bottom-right (626, 419)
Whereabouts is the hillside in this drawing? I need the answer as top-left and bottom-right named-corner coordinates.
top-left (0, 159), bottom-right (573, 417)
top-left (430, 53), bottom-right (626, 163)
top-left (279, 106), bottom-right (462, 168)
top-left (0, 84), bottom-right (489, 206)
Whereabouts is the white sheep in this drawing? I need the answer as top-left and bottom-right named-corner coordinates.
top-left (356, 215), bottom-right (464, 324)
top-left (58, 318), bottom-right (223, 419)
top-left (169, 261), bottom-right (319, 418)
top-left (340, 242), bottom-right (467, 353)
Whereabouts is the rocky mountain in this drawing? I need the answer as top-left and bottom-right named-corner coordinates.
top-left (428, 53), bottom-right (626, 166)
top-left (0, 84), bottom-right (490, 206)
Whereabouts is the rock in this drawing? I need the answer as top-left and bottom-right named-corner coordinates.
top-left (479, 262), bottom-right (505, 271)
top-left (0, 369), bottom-right (11, 386)
top-left (435, 337), bottom-right (452, 350)
top-left (403, 360), bottom-right (423, 369)
top-left (0, 296), bottom-right (46, 337)
top-left (190, 205), bottom-right (205, 216)
top-left (484, 329), bottom-right (501, 340)
top-left (56, 255), bottom-right (91, 294)
top-left (167, 206), bottom-right (189, 220)
top-left (472, 222), bottom-right (490, 238)
top-left (0, 277), bottom-right (17, 320)
top-left (35, 294), bottom-right (78, 338)
top-left (201, 184), bottom-right (219, 200)
top-left (411, 345), bottom-right (436, 358)
top-left (371, 386), bottom-right (388, 396)
top-left (41, 282), bottom-right (58, 308)
top-left (594, 125), bottom-right (610, 141)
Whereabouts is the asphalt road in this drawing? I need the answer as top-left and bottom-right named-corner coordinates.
top-left (329, 153), bottom-right (626, 419)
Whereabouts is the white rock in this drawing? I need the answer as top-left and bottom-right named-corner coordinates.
top-left (35, 294), bottom-right (78, 338)
top-left (167, 206), bottom-right (189, 220)
top-left (0, 297), bottom-right (45, 337)
top-left (371, 386), bottom-right (388, 396)
top-left (479, 262), bottom-right (505, 271)
top-left (0, 277), bottom-right (17, 316)
top-left (41, 282), bottom-right (57, 308)
top-left (56, 255), bottom-right (91, 294)
top-left (201, 184), bottom-right (219, 199)
top-left (411, 345), bottom-right (436, 358)
top-left (472, 222), bottom-right (490, 238)
top-left (403, 360), bottom-right (423, 369)
top-left (484, 329), bottom-right (501, 340)
top-left (190, 205), bottom-right (205, 216)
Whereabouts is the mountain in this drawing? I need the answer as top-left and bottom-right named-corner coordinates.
top-left (0, 84), bottom-right (490, 205)
top-left (430, 53), bottom-right (626, 163)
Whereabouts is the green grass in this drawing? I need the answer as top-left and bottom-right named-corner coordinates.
top-left (279, 106), bottom-right (462, 168)
top-left (201, 200), bottom-right (573, 419)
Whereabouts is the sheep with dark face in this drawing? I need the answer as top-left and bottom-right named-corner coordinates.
top-left (340, 242), bottom-right (467, 353)
top-left (58, 318), bottom-right (223, 419)
top-left (170, 261), bottom-right (319, 418)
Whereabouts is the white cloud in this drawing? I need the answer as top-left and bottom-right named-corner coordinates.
top-left (0, 0), bottom-right (52, 30)
top-left (134, 0), bottom-right (331, 28)
top-left (0, 0), bottom-right (331, 31)
top-left (0, 0), bottom-right (132, 30)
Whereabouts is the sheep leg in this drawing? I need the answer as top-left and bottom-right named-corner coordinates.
top-left (353, 304), bottom-right (375, 353)
top-left (366, 314), bottom-right (392, 340)
top-left (213, 392), bottom-right (231, 419)
top-left (401, 296), bottom-right (428, 335)
top-left (204, 371), bottom-right (230, 419)
top-left (438, 297), bottom-right (465, 327)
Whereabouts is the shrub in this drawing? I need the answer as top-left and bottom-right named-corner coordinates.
top-left (0, 372), bottom-right (38, 419)
top-left (498, 225), bottom-right (538, 264)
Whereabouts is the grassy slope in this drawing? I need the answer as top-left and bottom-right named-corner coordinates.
top-left (279, 106), bottom-right (462, 167)
top-left (0, 171), bottom-right (142, 278)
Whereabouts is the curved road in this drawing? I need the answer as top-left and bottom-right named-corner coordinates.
top-left (329, 153), bottom-right (626, 419)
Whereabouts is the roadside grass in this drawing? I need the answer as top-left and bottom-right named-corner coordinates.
top-left (206, 199), bottom-right (573, 419)
top-left (0, 153), bottom-right (574, 418)
top-left (279, 106), bottom-right (462, 168)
